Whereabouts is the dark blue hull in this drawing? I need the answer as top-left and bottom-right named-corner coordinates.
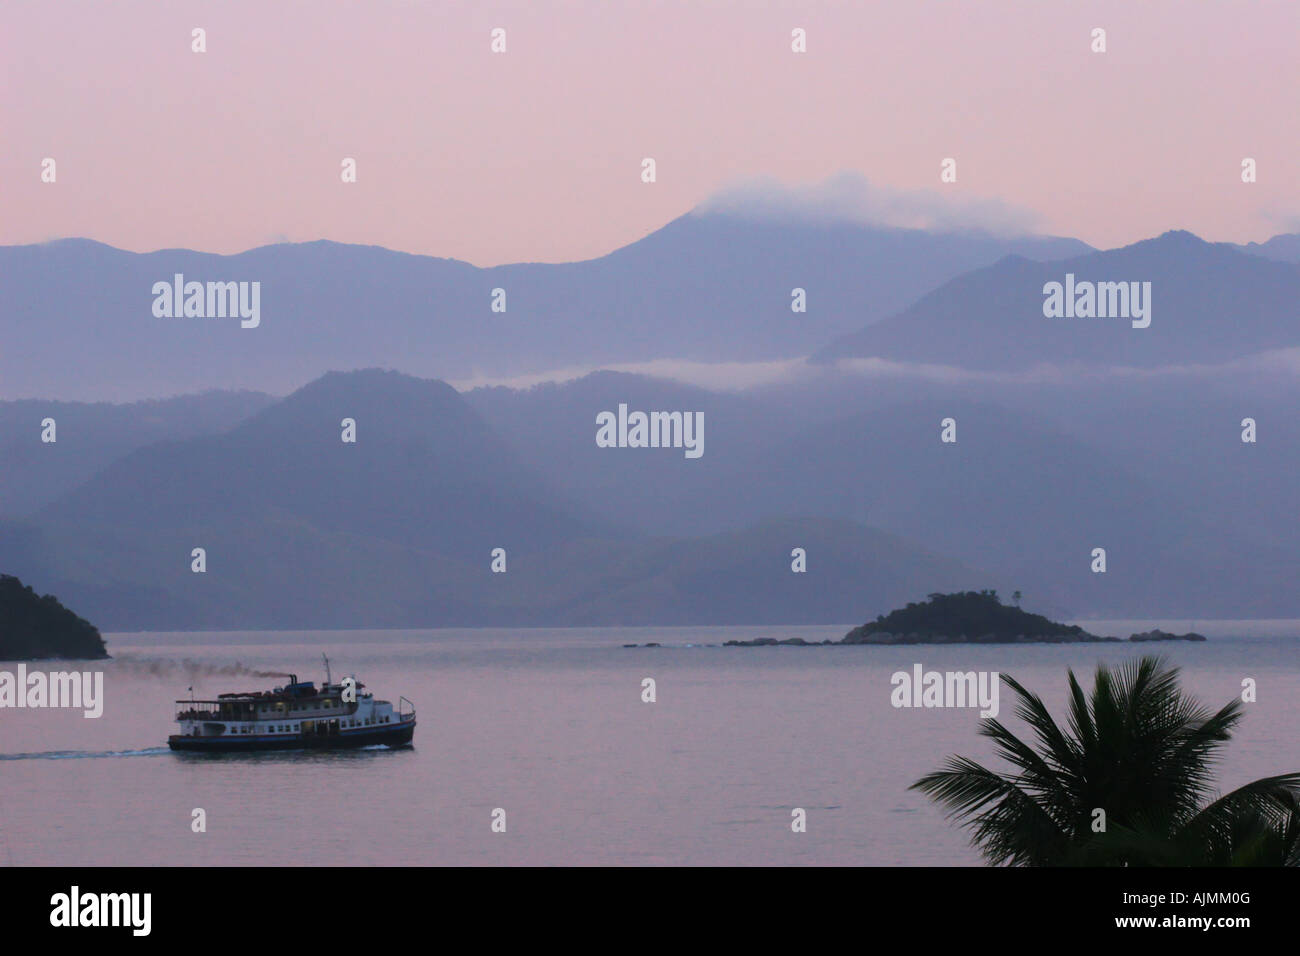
top-left (168, 719), bottom-right (415, 753)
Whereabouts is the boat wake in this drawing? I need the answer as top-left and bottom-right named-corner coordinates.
top-left (0, 747), bottom-right (171, 761)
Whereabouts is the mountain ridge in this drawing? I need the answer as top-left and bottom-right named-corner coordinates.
top-left (815, 230), bottom-right (1300, 370)
top-left (0, 212), bottom-right (1094, 401)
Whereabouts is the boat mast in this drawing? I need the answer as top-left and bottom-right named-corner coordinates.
top-left (322, 653), bottom-right (332, 686)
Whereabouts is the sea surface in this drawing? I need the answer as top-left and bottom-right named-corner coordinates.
top-left (2, 622), bottom-right (1297, 866)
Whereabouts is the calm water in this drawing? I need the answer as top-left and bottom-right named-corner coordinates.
top-left (2, 622), bottom-right (1297, 866)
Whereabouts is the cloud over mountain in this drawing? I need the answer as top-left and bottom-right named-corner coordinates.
top-left (697, 171), bottom-right (1051, 237)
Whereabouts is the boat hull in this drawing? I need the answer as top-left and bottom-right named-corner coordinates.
top-left (168, 718), bottom-right (415, 753)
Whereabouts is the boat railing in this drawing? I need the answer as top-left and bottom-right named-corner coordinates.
top-left (175, 699), bottom-right (354, 721)
top-left (175, 706), bottom-right (225, 721)
top-left (399, 696), bottom-right (416, 719)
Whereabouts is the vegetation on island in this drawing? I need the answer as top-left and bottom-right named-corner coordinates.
top-left (913, 656), bottom-right (1300, 866)
top-left (842, 590), bottom-right (1098, 644)
top-left (0, 574), bottom-right (108, 661)
top-left (707, 591), bottom-right (1210, 648)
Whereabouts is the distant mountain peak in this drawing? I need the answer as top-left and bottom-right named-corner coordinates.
top-left (817, 227), bottom-right (1300, 370)
top-left (0, 219), bottom-right (1085, 400)
top-left (1156, 228), bottom-right (1205, 242)
top-left (266, 368), bottom-right (465, 418)
top-left (1235, 233), bottom-right (1300, 264)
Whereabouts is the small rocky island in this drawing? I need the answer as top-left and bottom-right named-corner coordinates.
top-left (1128, 628), bottom-right (1207, 643)
top-left (720, 591), bottom-right (1208, 646)
top-left (0, 574), bottom-right (109, 661)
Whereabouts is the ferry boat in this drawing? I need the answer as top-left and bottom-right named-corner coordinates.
top-left (168, 658), bottom-right (415, 752)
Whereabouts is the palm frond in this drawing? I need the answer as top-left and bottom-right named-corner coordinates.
top-left (911, 654), bottom-right (1295, 866)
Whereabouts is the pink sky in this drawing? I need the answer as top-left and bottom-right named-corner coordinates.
top-left (3, 0), bottom-right (1297, 265)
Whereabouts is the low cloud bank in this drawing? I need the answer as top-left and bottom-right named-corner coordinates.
top-left (455, 348), bottom-right (1300, 395)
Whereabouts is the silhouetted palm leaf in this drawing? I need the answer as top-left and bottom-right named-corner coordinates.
top-left (911, 656), bottom-right (1299, 866)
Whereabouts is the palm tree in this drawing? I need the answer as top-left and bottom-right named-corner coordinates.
top-left (912, 656), bottom-right (1300, 866)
